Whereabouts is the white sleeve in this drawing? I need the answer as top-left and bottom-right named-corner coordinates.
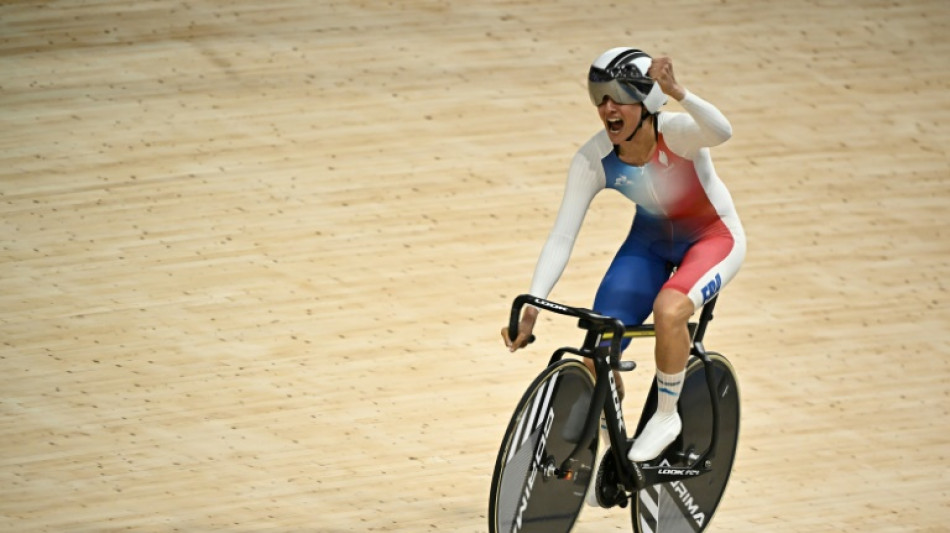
top-left (528, 147), bottom-right (604, 298)
top-left (659, 90), bottom-right (733, 159)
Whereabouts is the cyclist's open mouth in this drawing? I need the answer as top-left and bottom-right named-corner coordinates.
top-left (607, 117), bottom-right (624, 134)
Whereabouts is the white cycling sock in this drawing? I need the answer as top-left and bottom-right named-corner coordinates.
top-left (627, 369), bottom-right (686, 463)
top-left (656, 368), bottom-right (685, 414)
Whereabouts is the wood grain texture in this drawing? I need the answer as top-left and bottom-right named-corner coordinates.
top-left (2, 1), bottom-right (948, 531)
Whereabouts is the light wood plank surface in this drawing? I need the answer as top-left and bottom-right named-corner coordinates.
top-left (2, 1), bottom-right (948, 531)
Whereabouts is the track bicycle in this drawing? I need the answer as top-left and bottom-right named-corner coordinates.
top-left (488, 294), bottom-right (740, 533)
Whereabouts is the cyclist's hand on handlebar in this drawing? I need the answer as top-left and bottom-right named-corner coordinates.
top-left (502, 305), bottom-right (539, 352)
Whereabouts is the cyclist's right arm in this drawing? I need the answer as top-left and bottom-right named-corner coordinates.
top-left (503, 138), bottom-right (605, 351)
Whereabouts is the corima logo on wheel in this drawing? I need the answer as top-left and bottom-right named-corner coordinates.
top-left (512, 408), bottom-right (555, 533)
top-left (659, 459), bottom-right (706, 528)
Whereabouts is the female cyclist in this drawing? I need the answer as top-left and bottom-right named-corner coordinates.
top-left (502, 47), bottom-right (745, 464)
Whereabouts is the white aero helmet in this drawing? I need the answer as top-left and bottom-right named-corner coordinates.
top-left (588, 47), bottom-right (668, 113)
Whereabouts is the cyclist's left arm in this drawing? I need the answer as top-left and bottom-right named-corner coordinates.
top-left (659, 91), bottom-right (733, 159)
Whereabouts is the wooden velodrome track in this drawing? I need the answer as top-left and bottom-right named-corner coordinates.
top-left (2, 1), bottom-right (948, 531)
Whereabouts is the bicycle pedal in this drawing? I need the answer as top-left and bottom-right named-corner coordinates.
top-left (600, 482), bottom-right (627, 509)
top-left (613, 360), bottom-right (636, 372)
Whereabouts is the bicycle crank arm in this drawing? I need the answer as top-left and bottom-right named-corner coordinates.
top-left (637, 463), bottom-right (712, 487)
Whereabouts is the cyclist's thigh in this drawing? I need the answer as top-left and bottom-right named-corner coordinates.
top-left (593, 233), bottom-right (669, 329)
top-left (665, 227), bottom-right (745, 310)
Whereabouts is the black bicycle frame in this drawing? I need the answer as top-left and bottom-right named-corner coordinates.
top-left (508, 293), bottom-right (723, 493)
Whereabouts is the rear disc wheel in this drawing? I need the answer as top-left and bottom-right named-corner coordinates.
top-left (632, 353), bottom-right (740, 533)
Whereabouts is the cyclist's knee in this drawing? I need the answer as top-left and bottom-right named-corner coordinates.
top-left (653, 290), bottom-right (693, 328)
